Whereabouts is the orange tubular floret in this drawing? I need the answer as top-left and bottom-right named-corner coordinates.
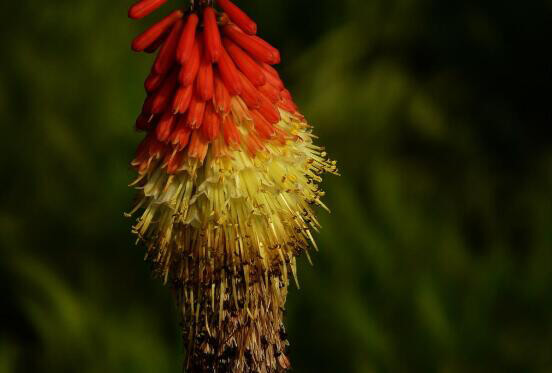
top-left (145, 70), bottom-right (164, 93)
top-left (201, 102), bottom-right (221, 141)
top-left (177, 13), bottom-right (199, 64)
top-left (172, 85), bottom-right (193, 114)
top-left (132, 10), bottom-right (183, 52)
top-left (246, 133), bottom-right (264, 155)
top-left (223, 38), bottom-right (266, 86)
top-left (144, 31), bottom-right (168, 54)
top-left (280, 89), bottom-right (293, 100)
top-left (222, 115), bottom-right (240, 146)
top-left (187, 130), bottom-right (209, 160)
top-left (135, 114), bottom-right (151, 131)
top-left (186, 94), bottom-right (206, 129)
top-left (179, 35), bottom-right (201, 86)
top-left (214, 73), bottom-right (231, 113)
top-left (216, 48), bottom-right (242, 95)
top-left (258, 81), bottom-right (281, 103)
top-left (171, 117), bottom-right (192, 150)
top-left (250, 109), bottom-right (275, 139)
top-left (216, 0), bottom-right (257, 35)
top-left (262, 62), bottom-right (280, 79)
top-left (203, 7), bottom-right (222, 63)
top-left (156, 110), bottom-right (177, 142)
top-left (237, 72), bottom-right (261, 109)
top-left (250, 35), bottom-right (280, 64)
top-left (128, 0), bottom-right (167, 19)
top-left (154, 19), bottom-right (183, 75)
top-left (278, 98), bottom-right (297, 114)
top-left (222, 24), bottom-right (279, 64)
top-left (166, 150), bottom-right (184, 174)
top-left (257, 93), bottom-right (280, 124)
top-left (151, 70), bottom-right (178, 114)
top-left (197, 47), bottom-right (214, 101)
top-left (261, 66), bottom-right (284, 90)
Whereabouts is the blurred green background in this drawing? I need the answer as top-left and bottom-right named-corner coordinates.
top-left (1, 0), bottom-right (551, 372)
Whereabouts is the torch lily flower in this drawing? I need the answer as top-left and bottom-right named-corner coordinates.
top-left (127, 0), bottom-right (338, 372)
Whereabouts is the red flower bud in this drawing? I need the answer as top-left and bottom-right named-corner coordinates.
top-left (131, 10), bottom-right (183, 52)
top-left (249, 109), bottom-right (275, 139)
top-left (156, 110), bottom-right (176, 142)
top-left (203, 7), bottom-right (222, 63)
top-left (186, 94), bottom-right (206, 129)
top-left (201, 102), bottom-right (221, 141)
top-left (222, 115), bottom-right (241, 146)
top-left (222, 24), bottom-right (279, 65)
top-left (187, 130), bottom-right (209, 160)
top-left (197, 47), bottom-right (214, 101)
top-left (214, 73), bottom-right (231, 113)
top-left (172, 85), bottom-right (194, 114)
top-left (128, 0), bottom-right (167, 19)
top-left (179, 35), bottom-right (201, 86)
top-left (223, 38), bottom-right (266, 86)
top-left (170, 118), bottom-right (192, 150)
top-left (257, 92), bottom-right (280, 124)
top-left (144, 30), bottom-right (168, 54)
top-left (216, 47), bottom-right (242, 95)
top-left (151, 70), bottom-right (178, 114)
top-left (177, 13), bottom-right (199, 64)
top-left (144, 70), bottom-right (164, 93)
top-left (257, 81), bottom-right (281, 103)
top-left (154, 19), bottom-right (183, 75)
top-left (135, 113), bottom-right (152, 131)
top-left (216, 0), bottom-right (257, 35)
top-left (237, 72), bottom-right (261, 109)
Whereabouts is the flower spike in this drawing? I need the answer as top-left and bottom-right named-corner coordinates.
top-left (127, 2), bottom-right (338, 372)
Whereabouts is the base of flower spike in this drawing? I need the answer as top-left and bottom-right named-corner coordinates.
top-left (129, 108), bottom-right (336, 372)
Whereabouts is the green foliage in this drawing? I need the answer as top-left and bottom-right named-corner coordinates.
top-left (1, 0), bottom-right (550, 372)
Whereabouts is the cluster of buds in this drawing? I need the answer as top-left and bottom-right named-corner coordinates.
top-left (127, 0), bottom-right (338, 372)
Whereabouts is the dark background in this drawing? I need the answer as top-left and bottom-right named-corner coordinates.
top-left (1, 0), bottom-right (552, 372)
